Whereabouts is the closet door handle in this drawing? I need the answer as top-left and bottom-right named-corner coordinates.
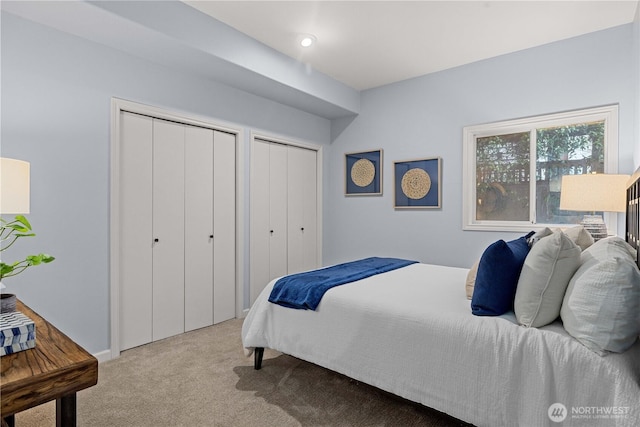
top-left (209, 235), bottom-right (214, 239)
top-left (301, 227), bottom-right (304, 231)
top-left (154, 238), bottom-right (159, 243)
top-left (270, 230), bottom-right (274, 234)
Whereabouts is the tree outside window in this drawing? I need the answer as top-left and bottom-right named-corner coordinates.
top-left (535, 122), bottom-right (604, 224)
top-left (476, 132), bottom-right (530, 222)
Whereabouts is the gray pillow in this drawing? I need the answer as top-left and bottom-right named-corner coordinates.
top-left (515, 230), bottom-right (581, 327)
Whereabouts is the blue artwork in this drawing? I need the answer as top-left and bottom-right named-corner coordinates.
top-left (345, 150), bottom-right (382, 195)
top-left (394, 157), bottom-right (441, 208)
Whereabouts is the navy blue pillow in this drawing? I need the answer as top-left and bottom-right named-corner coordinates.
top-left (471, 232), bottom-right (534, 316)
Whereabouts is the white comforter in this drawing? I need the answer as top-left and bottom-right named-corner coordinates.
top-left (242, 263), bottom-right (640, 427)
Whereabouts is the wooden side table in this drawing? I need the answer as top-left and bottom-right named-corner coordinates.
top-left (1, 301), bottom-right (98, 427)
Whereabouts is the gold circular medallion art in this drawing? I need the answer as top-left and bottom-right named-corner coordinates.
top-left (350, 159), bottom-right (376, 187)
top-left (401, 168), bottom-right (431, 199)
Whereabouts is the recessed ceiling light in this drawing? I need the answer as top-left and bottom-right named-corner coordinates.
top-left (300, 35), bottom-right (316, 48)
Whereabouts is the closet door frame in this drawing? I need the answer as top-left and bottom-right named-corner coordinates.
top-left (249, 132), bottom-right (323, 305)
top-left (110, 98), bottom-right (244, 359)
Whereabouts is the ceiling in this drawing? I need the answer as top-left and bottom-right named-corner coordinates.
top-left (185, 0), bottom-right (639, 91)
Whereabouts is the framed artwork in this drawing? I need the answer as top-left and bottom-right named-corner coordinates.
top-left (345, 149), bottom-right (383, 196)
top-left (394, 157), bottom-right (442, 209)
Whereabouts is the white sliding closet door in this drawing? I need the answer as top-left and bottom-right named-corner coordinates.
top-left (184, 125), bottom-right (214, 332)
top-left (269, 143), bottom-right (288, 280)
top-left (120, 112), bottom-right (153, 350)
top-left (118, 108), bottom-right (237, 351)
top-left (213, 130), bottom-right (236, 324)
top-left (152, 120), bottom-right (185, 341)
top-left (287, 145), bottom-right (317, 274)
top-left (250, 140), bottom-right (271, 305)
top-left (250, 140), bottom-right (288, 305)
top-left (250, 138), bottom-right (320, 306)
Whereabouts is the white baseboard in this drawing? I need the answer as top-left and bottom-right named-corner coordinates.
top-left (93, 349), bottom-right (112, 363)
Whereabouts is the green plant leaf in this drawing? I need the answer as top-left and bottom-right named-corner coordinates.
top-left (8, 224), bottom-right (30, 233)
top-left (14, 215), bottom-right (32, 230)
top-left (0, 216), bottom-right (54, 281)
top-left (26, 255), bottom-right (42, 265)
top-left (0, 263), bottom-right (14, 276)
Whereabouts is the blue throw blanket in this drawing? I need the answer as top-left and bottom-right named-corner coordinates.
top-left (268, 257), bottom-right (418, 310)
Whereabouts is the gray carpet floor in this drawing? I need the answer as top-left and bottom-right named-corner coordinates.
top-left (14, 318), bottom-right (469, 426)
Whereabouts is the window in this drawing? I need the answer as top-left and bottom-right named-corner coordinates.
top-left (463, 105), bottom-right (619, 232)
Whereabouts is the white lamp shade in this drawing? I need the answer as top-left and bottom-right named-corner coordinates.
top-left (559, 174), bottom-right (629, 213)
top-left (0, 157), bottom-right (30, 214)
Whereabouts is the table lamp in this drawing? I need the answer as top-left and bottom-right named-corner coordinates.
top-left (0, 157), bottom-right (30, 215)
top-left (559, 173), bottom-right (629, 240)
top-left (0, 157), bottom-right (31, 294)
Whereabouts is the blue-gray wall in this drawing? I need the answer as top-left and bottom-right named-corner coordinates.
top-left (1, 11), bottom-right (331, 354)
top-left (325, 24), bottom-right (637, 269)
top-left (2, 9), bottom-right (638, 357)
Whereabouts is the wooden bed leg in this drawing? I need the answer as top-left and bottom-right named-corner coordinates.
top-left (254, 347), bottom-right (264, 370)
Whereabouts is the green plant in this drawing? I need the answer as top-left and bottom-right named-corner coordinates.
top-left (0, 215), bottom-right (54, 282)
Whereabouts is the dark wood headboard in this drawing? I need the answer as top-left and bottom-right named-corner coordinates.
top-left (626, 167), bottom-right (640, 268)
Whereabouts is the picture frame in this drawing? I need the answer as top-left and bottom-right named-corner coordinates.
top-left (394, 157), bottom-right (442, 209)
top-left (345, 149), bottom-right (383, 196)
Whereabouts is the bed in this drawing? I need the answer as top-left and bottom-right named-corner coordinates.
top-left (242, 174), bottom-right (640, 427)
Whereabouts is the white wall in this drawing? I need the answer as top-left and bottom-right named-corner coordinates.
top-left (1, 11), bottom-right (331, 354)
top-left (325, 24), bottom-right (637, 269)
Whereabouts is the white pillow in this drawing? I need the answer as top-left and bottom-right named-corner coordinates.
top-left (514, 230), bottom-right (581, 327)
top-left (562, 225), bottom-right (594, 251)
top-left (465, 261), bottom-right (478, 300)
top-left (527, 227), bottom-right (553, 247)
top-left (582, 236), bottom-right (635, 263)
top-left (560, 237), bottom-right (640, 355)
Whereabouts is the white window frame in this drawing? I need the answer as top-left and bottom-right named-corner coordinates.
top-left (462, 105), bottom-right (619, 233)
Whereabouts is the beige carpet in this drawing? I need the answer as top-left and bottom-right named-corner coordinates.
top-left (15, 318), bottom-right (469, 426)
